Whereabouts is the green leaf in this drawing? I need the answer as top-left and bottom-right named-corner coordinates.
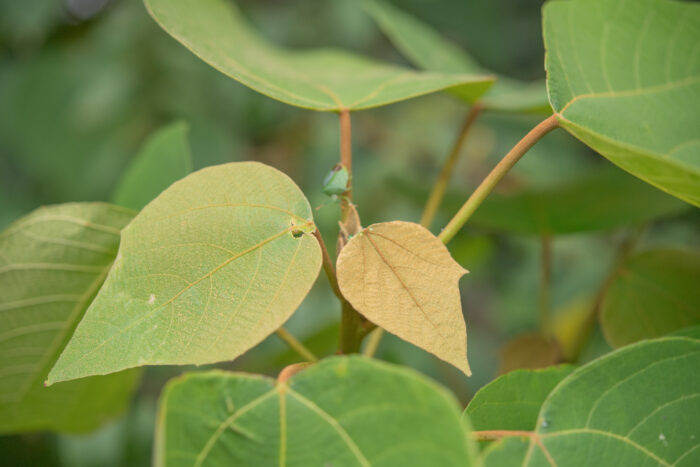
top-left (544, 0), bottom-right (700, 206)
top-left (360, 0), bottom-right (550, 113)
top-left (0, 203), bottom-right (140, 434)
top-left (112, 122), bottom-right (192, 211)
top-left (156, 356), bottom-right (477, 466)
top-left (143, 0), bottom-right (493, 112)
top-left (482, 336), bottom-right (700, 466)
top-left (465, 365), bottom-right (575, 432)
top-left (48, 162), bottom-right (321, 384)
top-left (601, 248), bottom-right (700, 348)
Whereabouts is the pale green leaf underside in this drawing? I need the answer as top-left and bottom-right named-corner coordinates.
top-left (156, 356), bottom-right (476, 467)
top-left (483, 337), bottom-right (700, 466)
top-left (49, 162), bottom-right (321, 384)
top-left (544, 0), bottom-right (700, 206)
top-left (112, 121), bottom-right (193, 211)
top-left (143, 0), bottom-right (493, 112)
top-left (0, 203), bottom-right (139, 434)
top-left (361, 0), bottom-right (550, 113)
top-left (601, 249), bottom-right (700, 348)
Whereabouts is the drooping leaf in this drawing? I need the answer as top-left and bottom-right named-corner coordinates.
top-left (112, 122), bottom-right (192, 211)
top-left (544, 0), bottom-right (700, 206)
top-left (361, 0), bottom-right (550, 113)
top-left (0, 203), bottom-right (140, 434)
top-left (482, 336), bottom-right (700, 466)
top-left (465, 365), bottom-right (575, 432)
top-left (499, 334), bottom-right (561, 374)
top-left (156, 356), bottom-right (477, 467)
top-left (48, 162), bottom-right (321, 384)
top-left (336, 221), bottom-right (470, 375)
top-left (143, 0), bottom-right (493, 112)
top-left (601, 248), bottom-right (700, 348)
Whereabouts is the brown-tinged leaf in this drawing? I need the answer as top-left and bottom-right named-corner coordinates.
top-left (499, 333), bottom-right (561, 374)
top-left (336, 221), bottom-right (470, 375)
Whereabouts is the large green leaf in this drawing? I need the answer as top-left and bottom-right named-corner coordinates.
top-left (465, 365), bottom-right (575, 432)
top-left (361, 0), bottom-right (550, 113)
top-left (0, 203), bottom-right (139, 433)
top-left (48, 162), bottom-right (321, 384)
top-left (112, 122), bottom-right (192, 211)
top-left (143, 0), bottom-right (493, 112)
top-left (156, 356), bottom-right (477, 466)
top-left (544, 0), bottom-right (700, 206)
top-left (601, 248), bottom-right (700, 348)
top-left (482, 336), bottom-right (700, 466)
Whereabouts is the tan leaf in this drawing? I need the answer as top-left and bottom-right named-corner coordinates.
top-left (336, 221), bottom-right (470, 375)
top-left (499, 333), bottom-right (561, 375)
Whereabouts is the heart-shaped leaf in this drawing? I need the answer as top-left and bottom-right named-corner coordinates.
top-left (143, 0), bottom-right (493, 112)
top-left (48, 162), bottom-right (321, 384)
top-left (0, 203), bottom-right (140, 433)
top-left (544, 0), bottom-right (700, 206)
top-left (336, 221), bottom-right (470, 375)
top-left (361, 0), bottom-right (550, 113)
top-left (156, 356), bottom-right (477, 466)
top-left (601, 248), bottom-right (700, 348)
top-left (112, 122), bottom-right (192, 211)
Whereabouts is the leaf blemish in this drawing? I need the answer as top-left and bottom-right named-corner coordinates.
top-left (148, 294), bottom-right (156, 305)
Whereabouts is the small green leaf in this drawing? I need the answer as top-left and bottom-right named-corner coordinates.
top-left (544, 0), bottom-right (700, 206)
top-left (143, 0), bottom-right (493, 112)
top-left (361, 0), bottom-right (550, 113)
top-left (322, 165), bottom-right (350, 197)
top-left (48, 162), bottom-right (321, 384)
top-left (0, 203), bottom-right (140, 434)
top-left (156, 356), bottom-right (477, 466)
top-left (601, 248), bottom-right (700, 348)
top-left (465, 365), bottom-right (575, 432)
top-left (112, 122), bottom-right (192, 211)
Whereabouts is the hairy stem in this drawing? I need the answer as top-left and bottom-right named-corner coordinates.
top-left (540, 234), bottom-right (552, 337)
top-left (275, 328), bottom-right (318, 362)
top-left (438, 115), bottom-right (560, 244)
top-left (421, 104), bottom-right (482, 229)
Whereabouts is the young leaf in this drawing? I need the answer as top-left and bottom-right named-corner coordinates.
top-left (465, 365), bottom-right (575, 432)
top-left (143, 0), bottom-right (494, 112)
top-left (361, 0), bottom-right (550, 113)
top-left (483, 336), bottom-right (700, 466)
top-left (336, 221), bottom-right (470, 375)
top-left (0, 203), bottom-right (139, 433)
top-left (155, 356), bottom-right (477, 467)
top-left (48, 162), bottom-right (321, 384)
top-left (601, 248), bottom-right (700, 348)
top-left (544, 0), bottom-right (700, 206)
top-left (112, 122), bottom-right (192, 211)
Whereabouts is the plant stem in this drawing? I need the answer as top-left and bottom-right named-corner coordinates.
top-left (420, 104), bottom-right (482, 229)
top-left (363, 327), bottom-right (384, 357)
top-left (313, 229), bottom-right (342, 300)
top-left (339, 109), bottom-right (353, 222)
top-left (471, 430), bottom-right (535, 441)
top-left (539, 234), bottom-right (552, 337)
top-left (275, 328), bottom-right (318, 362)
top-left (438, 115), bottom-right (560, 244)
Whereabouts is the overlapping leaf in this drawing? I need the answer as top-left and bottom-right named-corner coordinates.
top-left (336, 221), bottom-right (470, 375)
top-left (544, 0), bottom-right (700, 206)
top-left (601, 248), bottom-right (700, 348)
top-left (48, 162), bottom-right (321, 383)
top-left (143, 0), bottom-right (493, 112)
top-left (0, 203), bottom-right (139, 433)
top-left (156, 356), bottom-right (477, 466)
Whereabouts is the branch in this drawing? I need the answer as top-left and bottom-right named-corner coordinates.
top-left (275, 328), bottom-right (318, 362)
top-left (313, 229), bottom-right (342, 300)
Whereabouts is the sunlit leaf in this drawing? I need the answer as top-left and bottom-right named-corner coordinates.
top-left (156, 356), bottom-right (477, 466)
top-left (361, 0), bottom-right (550, 113)
top-left (0, 203), bottom-right (140, 433)
top-left (112, 122), bottom-right (192, 211)
top-left (601, 248), bottom-right (700, 348)
top-left (544, 0), bottom-right (700, 206)
top-left (143, 0), bottom-right (493, 112)
top-left (48, 162), bottom-right (321, 384)
top-left (336, 221), bottom-right (470, 375)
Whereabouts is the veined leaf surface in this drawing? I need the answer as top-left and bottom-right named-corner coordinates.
top-left (143, 0), bottom-right (493, 112)
top-left (156, 356), bottom-right (477, 466)
top-left (0, 203), bottom-right (139, 433)
top-left (544, 0), bottom-right (700, 206)
top-left (336, 221), bottom-right (470, 375)
top-left (48, 162), bottom-right (321, 384)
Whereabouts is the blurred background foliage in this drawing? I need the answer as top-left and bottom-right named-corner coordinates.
top-left (0, 0), bottom-right (697, 465)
